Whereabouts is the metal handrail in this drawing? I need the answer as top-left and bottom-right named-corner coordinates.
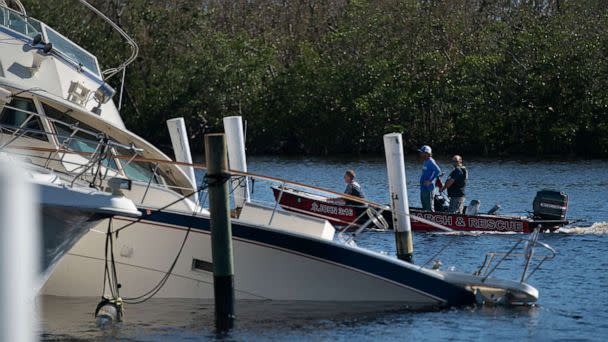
top-left (473, 229), bottom-right (556, 283)
top-left (0, 123), bottom-right (119, 169)
top-left (340, 207), bottom-right (387, 245)
top-left (0, 104), bottom-right (143, 153)
top-left (4, 138), bottom-right (455, 233)
top-left (268, 182), bottom-right (286, 225)
top-left (0, 116), bottom-right (137, 188)
top-left (77, 0), bottom-right (139, 80)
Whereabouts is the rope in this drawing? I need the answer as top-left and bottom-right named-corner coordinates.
top-left (104, 175), bottom-right (220, 304)
top-left (101, 218), bottom-right (120, 299)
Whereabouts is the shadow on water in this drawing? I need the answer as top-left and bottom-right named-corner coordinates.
top-left (39, 296), bottom-right (447, 341)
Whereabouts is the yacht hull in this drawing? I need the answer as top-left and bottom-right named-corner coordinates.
top-left (43, 209), bottom-right (475, 307)
top-left (35, 179), bottom-right (141, 290)
top-left (39, 205), bottom-right (106, 286)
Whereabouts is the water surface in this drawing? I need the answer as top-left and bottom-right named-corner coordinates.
top-left (41, 157), bottom-right (608, 341)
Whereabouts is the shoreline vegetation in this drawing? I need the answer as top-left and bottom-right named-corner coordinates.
top-left (24, 1), bottom-right (608, 157)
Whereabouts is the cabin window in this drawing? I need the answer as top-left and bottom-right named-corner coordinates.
top-left (124, 162), bottom-right (161, 184)
top-left (42, 103), bottom-right (117, 170)
top-left (114, 155), bottom-right (161, 186)
top-left (0, 7), bottom-right (6, 27)
top-left (0, 97), bottom-right (47, 141)
top-left (26, 17), bottom-right (43, 33)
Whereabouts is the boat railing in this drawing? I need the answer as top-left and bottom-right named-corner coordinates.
top-left (0, 106), bottom-right (414, 222)
top-left (473, 229), bottom-right (556, 283)
top-left (0, 103), bottom-right (150, 188)
top-left (0, 103), bottom-right (143, 153)
top-left (338, 207), bottom-right (389, 245)
top-left (3, 131), bottom-right (459, 236)
top-left (75, 0), bottom-right (138, 80)
top-left (0, 108), bottom-right (475, 236)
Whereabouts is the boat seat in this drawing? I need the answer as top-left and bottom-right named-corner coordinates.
top-left (238, 202), bottom-right (335, 240)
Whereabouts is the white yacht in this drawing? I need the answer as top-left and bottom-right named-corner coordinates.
top-left (0, 0), bottom-right (548, 307)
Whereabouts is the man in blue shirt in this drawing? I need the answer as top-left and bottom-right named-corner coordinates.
top-left (419, 145), bottom-right (441, 211)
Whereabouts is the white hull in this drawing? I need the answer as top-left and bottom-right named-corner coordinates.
top-left (34, 175), bottom-right (141, 289)
top-left (39, 205), bottom-right (104, 286)
top-left (42, 210), bottom-right (474, 307)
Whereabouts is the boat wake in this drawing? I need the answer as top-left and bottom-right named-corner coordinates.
top-left (557, 222), bottom-right (608, 234)
top-left (430, 230), bottom-right (519, 236)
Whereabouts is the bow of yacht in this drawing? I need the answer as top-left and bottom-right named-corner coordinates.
top-left (0, 154), bottom-right (141, 291)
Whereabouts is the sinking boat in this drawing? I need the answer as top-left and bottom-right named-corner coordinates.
top-left (0, 156), bottom-right (140, 290)
top-left (272, 186), bottom-right (570, 233)
top-left (0, 0), bottom-right (552, 308)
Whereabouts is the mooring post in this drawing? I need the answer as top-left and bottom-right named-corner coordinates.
top-left (205, 133), bottom-right (235, 332)
top-left (223, 116), bottom-right (250, 213)
top-left (167, 117), bottom-right (198, 204)
top-left (383, 133), bottom-right (414, 262)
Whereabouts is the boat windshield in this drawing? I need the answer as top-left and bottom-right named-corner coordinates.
top-left (44, 27), bottom-right (100, 76)
top-left (0, 4), bottom-right (101, 77)
top-left (0, 5), bottom-right (40, 38)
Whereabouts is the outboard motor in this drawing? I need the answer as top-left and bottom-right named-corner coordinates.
top-left (532, 189), bottom-right (568, 220)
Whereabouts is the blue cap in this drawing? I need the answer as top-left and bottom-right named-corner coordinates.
top-left (419, 145), bottom-right (432, 153)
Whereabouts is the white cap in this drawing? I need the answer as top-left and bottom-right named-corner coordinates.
top-left (419, 145), bottom-right (432, 154)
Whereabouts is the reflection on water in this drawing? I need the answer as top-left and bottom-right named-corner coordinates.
top-left (40, 297), bottom-right (433, 341)
top-left (42, 157), bottom-right (608, 341)
top-left (41, 292), bottom-right (608, 341)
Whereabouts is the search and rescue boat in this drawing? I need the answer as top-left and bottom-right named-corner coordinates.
top-left (271, 186), bottom-right (571, 233)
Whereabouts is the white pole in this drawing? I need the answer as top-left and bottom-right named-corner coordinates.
top-left (223, 116), bottom-right (250, 210)
top-left (0, 161), bottom-right (39, 342)
top-left (383, 133), bottom-right (414, 262)
top-left (166, 118), bottom-right (198, 203)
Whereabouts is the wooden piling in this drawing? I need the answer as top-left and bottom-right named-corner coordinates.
top-left (204, 133), bottom-right (235, 332)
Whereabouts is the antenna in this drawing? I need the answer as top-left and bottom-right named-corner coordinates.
top-left (77, 0), bottom-right (139, 80)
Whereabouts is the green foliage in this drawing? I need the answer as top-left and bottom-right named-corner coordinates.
top-left (20, 0), bottom-right (608, 157)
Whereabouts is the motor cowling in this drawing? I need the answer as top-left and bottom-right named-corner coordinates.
top-left (434, 194), bottom-right (449, 212)
top-left (533, 189), bottom-right (568, 220)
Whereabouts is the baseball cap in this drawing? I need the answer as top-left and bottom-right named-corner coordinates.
top-left (418, 145), bottom-right (432, 153)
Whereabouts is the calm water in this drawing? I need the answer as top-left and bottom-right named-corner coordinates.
top-left (41, 156), bottom-right (608, 341)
